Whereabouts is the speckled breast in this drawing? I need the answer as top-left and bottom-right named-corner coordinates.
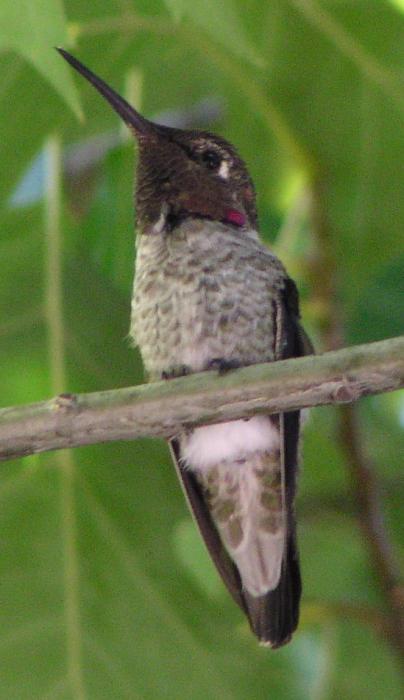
top-left (130, 219), bottom-right (286, 381)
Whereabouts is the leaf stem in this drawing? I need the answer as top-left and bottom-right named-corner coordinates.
top-left (44, 136), bottom-right (86, 699)
top-left (291, 0), bottom-right (404, 114)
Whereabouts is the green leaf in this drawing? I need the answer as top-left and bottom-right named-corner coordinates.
top-left (0, 0), bottom-right (81, 117)
top-left (387, 0), bottom-right (404, 14)
top-left (163, 0), bottom-right (185, 22)
top-left (172, 518), bottom-right (226, 600)
top-left (347, 255), bottom-right (404, 344)
top-left (163, 0), bottom-right (264, 67)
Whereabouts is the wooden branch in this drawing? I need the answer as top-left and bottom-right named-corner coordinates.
top-left (0, 336), bottom-right (402, 462)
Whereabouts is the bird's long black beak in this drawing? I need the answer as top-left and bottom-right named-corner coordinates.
top-left (57, 48), bottom-right (154, 136)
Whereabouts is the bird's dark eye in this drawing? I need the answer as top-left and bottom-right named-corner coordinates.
top-left (201, 150), bottom-right (222, 170)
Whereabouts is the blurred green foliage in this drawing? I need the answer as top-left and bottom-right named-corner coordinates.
top-left (0, 1), bottom-right (403, 698)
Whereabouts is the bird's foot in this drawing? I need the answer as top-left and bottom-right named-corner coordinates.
top-left (161, 364), bottom-right (192, 380)
top-left (206, 357), bottom-right (240, 375)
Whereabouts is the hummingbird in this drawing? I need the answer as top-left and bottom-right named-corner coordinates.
top-left (58, 49), bottom-right (313, 648)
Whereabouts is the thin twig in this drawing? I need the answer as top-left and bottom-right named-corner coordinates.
top-left (309, 177), bottom-right (404, 669)
top-left (302, 599), bottom-right (390, 637)
top-left (338, 405), bottom-right (404, 659)
top-left (291, 0), bottom-right (404, 114)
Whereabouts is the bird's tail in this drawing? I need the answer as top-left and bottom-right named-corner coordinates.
top-left (243, 532), bottom-right (301, 648)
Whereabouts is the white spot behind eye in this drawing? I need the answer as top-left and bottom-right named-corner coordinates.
top-left (218, 160), bottom-right (230, 179)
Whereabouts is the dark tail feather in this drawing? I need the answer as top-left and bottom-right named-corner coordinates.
top-left (245, 405), bottom-right (302, 648)
top-left (243, 534), bottom-right (301, 648)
